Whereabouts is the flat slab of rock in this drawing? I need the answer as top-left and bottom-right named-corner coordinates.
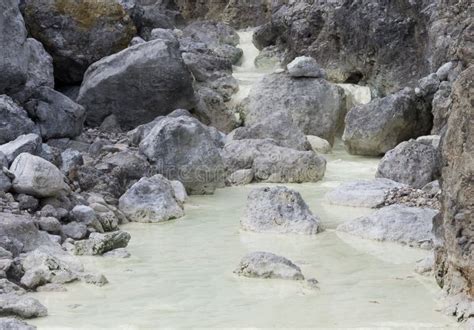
top-left (337, 205), bottom-right (437, 248)
top-left (119, 174), bottom-right (184, 223)
top-left (73, 231), bottom-right (131, 256)
top-left (234, 251), bottom-right (304, 280)
top-left (222, 139), bottom-right (326, 184)
top-left (326, 179), bottom-right (406, 208)
top-left (243, 186), bottom-right (321, 235)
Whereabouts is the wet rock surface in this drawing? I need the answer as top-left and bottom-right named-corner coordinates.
top-left (234, 252), bottom-right (305, 280)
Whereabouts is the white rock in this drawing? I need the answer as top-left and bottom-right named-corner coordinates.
top-left (306, 135), bottom-right (331, 154)
top-left (10, 153), bottom-right (69, 198)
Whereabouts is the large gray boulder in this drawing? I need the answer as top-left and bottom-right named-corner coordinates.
top-left (182, 51), bottom-right (232, 82)
top-left (24, 87), bottom-right (85, 140)
top-left (242, 73), bottom-right (345, 145)
top-left (119, 175), bottom-right (184, 223)
top-left (337, 205), bottom-right (437, 249)
top-left (10, 153), bottom-right (69, 198)
top-left (222, 139), bottom-right (326, 184)
top-left (376, 140), bottom-right (440, 188)
top-left (0, 134), bottom-right (42, 165)
top-left (343, 88), bottom-right (432, 156)
top-left (12, 38), bottom-right (55, 103)
top-left (21, 0), bottom-right (136, 84)
top-left (0, 0), bottom-right (29, 95)
top-left (243, 186), bottom-right (321, 235)
top-left (232, 112), bottom-right (311, 151)
top-left (0, 96), bottom-right (37, 145)
top-left (326, 179), bottom-right (407, 208)
top-left (139, 116), bottom-right (224, 194)
top-left (0, 294), bottom-right (48, 318)
top-left (77, 39), bottom-right (195, 129)
top-left (234, 252), bottom-right (304, 280)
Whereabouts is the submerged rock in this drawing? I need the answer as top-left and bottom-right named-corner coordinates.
top-left (243, 186), bottom-right (321, 235)
top-left (376, 140), bottom-right (440, 188)
top-left (343, 88), bottom-right (432, 156)
top-left (77, 39), bottom-right (195, 129)
top-left (234, 251), bottom-right (304, 280)
top-left (337, 205), bottom-right (437, 248)
top-left (119, 175), bottom-right (184, 223)
top-left (326, 179), bottom-right (406, 208)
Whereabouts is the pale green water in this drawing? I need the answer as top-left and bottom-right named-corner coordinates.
top-left (29, 31), bottom-right (457, 329)
top-left (29, 145), bottom-right (456, 329)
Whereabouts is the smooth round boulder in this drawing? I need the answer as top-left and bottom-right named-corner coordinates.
top-left (10, 153), bottom-right (69, 198)
top-left (243, 186), bottom-right (321, 235)
top-left (287, 56), bottom-right (326, 78)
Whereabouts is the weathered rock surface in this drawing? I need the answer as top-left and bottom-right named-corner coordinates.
top-left (21, 0), bottom-right (136, 83)
top-left (287, 56), bottom-right (326, 78)
top-left (73, 231), bottom-right (131, 256)
top-left (326, 179), bottom-right (406, 208)
top-left (234, 251), bottom-right (304, 280)
top-left (337, 205), bottom-right (437, 248)
top-left (0, 0), bottom-right (29, 95)
top-left (139, 116), bottom-right (224, 194)
top-left (434, 66), bottom-right (473, 321)
top-left (77, 39), bottom-right (195, 129)
top-left (222, 139), bottom-right (326, 184)
top-left (12, 38), bottom-right (55, 103)
top-left (306, 135), bottom-right (331, 154)
top-left (24, 87), bottom-right (86, 140)
top-left (119, 175), bottom-right (184, 223)
top-left (343, 88), bottom-right (432, 156)
top-left (0, 317), bottom-right (36, 329)
top-left (232, 112), bottom-right (310, 151)
top-left (0, 213), bottom-right (57, 255)
top-left (376, 140), bottom-right (440, 189)
top-left (181, 21), bottom-right (239, 49)
top-left (243, 186), bottom-right (321, 235)
top-left (10, 153), bottom-right (69, 198)
top-left (242, 73), bottom-right (345, 145)
top-left (0, 96), bottom-right (37, 145)
top-left (0, 134), bottom-right (42, 165)
top-left (0, 294), bottom-right (47, 318)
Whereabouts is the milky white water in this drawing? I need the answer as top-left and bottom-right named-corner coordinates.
top-left (29, 32), bottom-right (457, 329)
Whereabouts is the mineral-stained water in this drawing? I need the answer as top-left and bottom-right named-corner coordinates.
top-left (29, 32), bottom-right (456, 329)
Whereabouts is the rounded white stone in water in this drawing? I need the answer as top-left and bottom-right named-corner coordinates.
top-left (234, 251), bottom-right (305, 280)
top-left (242, 186), bottom-right (321, 234)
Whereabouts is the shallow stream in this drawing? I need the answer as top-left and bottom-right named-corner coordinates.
top-left (29, 31), bottom-right (457, 329)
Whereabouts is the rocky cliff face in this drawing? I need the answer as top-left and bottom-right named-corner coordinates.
top-left (434, 65), bottom-right (473, 321)
top-left (175, 0), bottom-right (287, 29)
top-left (252, 0), bottom-right (472, 96)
